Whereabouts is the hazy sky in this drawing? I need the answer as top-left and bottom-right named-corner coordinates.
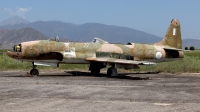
top-left (0, 0), bottom-right (200, 39)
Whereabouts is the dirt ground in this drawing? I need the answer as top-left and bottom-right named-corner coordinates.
top-left (0, 70), bottom-right (200, 112)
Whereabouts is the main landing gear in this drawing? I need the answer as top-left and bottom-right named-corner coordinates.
top-left (30, 62), bottom-right (39, 76)
top-left (89, 63), bottom-right (119, 76)
top-left (107, 67), bottom-right (118, 76)
top-left (89, 63), bottom-right (106, 75)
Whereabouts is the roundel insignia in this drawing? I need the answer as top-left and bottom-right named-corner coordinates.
top-left (156, 51), bottom-right (162, 59)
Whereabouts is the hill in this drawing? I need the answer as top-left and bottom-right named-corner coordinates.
top-left (0, 16), bottom-right (30, 26)
top-left (0, 20), bottom-right (162, 44)
top-left (182, 39), bottom-right (200, 49)
top-left (0, 17), bottom-right (200, 49)
top-left (0, 27), bottom-right (48, 48)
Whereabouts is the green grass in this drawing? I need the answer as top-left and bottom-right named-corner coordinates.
top-left (184, 50), bottom-right (200, 58)
top-left (0, 54), bottom-right (29, 70)
top-left (1, 49), bottom-right (200, 73)
top-left (138, 50), bottom-right (200, 73)
top-left (0, 49), bottom-right (7, 52)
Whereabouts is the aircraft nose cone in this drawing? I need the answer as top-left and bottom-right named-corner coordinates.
top-left (7, 50), bottom-right (19, 58)
top-left (7, 50), bottom-right (12, 58)
top-left (7, 50), bottom-right (23, 59)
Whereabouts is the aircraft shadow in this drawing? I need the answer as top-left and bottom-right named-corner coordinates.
top-left (1, 71), bottom-right (153, 80)
top-left (62, 71), bottom-right (151, 80)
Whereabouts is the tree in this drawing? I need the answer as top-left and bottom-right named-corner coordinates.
top-left (189, 46), bottom-right (195, 50)
top-left (185, 47), bottom-right (188, 50)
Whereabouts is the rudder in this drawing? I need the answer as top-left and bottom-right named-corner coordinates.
top-left (157, 19), bottom-right (182, 49)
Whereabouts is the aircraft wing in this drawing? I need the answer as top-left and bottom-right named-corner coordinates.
top-left (86, 57), bottom-right (156, 65)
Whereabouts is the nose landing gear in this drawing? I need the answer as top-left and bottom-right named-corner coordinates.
top-left (30, 62), bottom-right (39, 76)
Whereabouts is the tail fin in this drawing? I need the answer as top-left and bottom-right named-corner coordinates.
top-left (156, 19), bottom-right (182, 49)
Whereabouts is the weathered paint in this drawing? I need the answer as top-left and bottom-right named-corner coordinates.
top-left (7, 19), bottom-right (184, 68)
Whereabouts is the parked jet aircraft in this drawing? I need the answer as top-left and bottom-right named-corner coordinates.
top-left (7, 19), bottom-right (183, 76)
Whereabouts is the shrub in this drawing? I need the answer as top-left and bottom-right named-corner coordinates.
top-left (185, 47), bottom-right (188, 50)
top-left (189, 46), bottom-right (195, 50)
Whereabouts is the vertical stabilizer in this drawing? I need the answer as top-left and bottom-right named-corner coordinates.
top-left (156, 19), bottom-right (182, 49)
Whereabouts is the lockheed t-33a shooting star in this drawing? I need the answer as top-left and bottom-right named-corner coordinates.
top-left (7, 19), bottom-right (183, 76)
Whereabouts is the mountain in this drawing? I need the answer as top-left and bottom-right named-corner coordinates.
top-left (182, 39), bottom-right (200, 49)
top-left (0, 16), bottom-right (30, 26)
top-left (0, 17), bottom-right (200, 49)
top-left (0, 20), bottom-right (162, 44)
top-left (0, 27), bottom-right (48, 48)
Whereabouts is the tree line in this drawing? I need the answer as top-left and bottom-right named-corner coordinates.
top-left (185, 46), bottom-right (195, 50)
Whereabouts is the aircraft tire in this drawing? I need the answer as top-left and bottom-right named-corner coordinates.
top-left (30, 69), bottom-right (39, 76)
top-left (107, 67), bottom-right (112, 76)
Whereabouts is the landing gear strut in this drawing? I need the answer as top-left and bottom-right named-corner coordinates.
top-left (30, 62), bottom-right (39, 76)
top-left (89, 63), bottom-right (106, 74)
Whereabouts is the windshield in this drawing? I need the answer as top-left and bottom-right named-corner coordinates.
top-left (13, 44), bottom-right (22, 52)
top-left (49, 36), bottom-right (59, 42)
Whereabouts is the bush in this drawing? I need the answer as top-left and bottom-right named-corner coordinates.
top-left (189, 46), bottom-right (195, 50)
top-left (185, 47), bottom-right (188, 50)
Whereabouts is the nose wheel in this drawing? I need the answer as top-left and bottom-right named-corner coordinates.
top-left (30, 69), bottom-right (39, 76)
top-left (30, 62), bottom-right (39, 76)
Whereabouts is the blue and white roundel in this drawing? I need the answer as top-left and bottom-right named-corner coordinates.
top-left (156, 51), bottom-right (162, 59)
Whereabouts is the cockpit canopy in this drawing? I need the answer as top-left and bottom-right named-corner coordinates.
top-left (92, 37), bottom-right (109, 44)
top-left (49, 36), bottom-right (59, 42)
top-left (13, 44), bottom-right (21, 52)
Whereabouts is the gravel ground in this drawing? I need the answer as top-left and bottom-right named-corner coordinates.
top-left (0, 70), bottom-right (200, 112)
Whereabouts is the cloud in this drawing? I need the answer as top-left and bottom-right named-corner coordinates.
top-left (4, 7), bottom-right (32, 18)
top-left (16, 7), bottom-right (32, 18)
top-left (4, 8), bottom-right (14, 15)
top-left (4, 8), bottom-right (12, 11)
